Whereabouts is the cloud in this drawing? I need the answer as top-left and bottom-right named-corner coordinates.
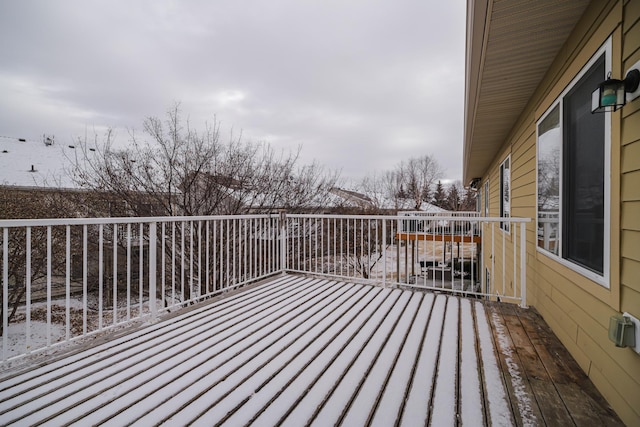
top-left (0, 0), bottom-right (466, 182)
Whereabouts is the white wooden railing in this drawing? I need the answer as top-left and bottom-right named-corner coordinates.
top-left (1, 213), bottom-right (529, 363)
top-left (537, 211), bottom-right (559, 254)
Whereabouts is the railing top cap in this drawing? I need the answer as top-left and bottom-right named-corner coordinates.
top-left (0, 213), bottom-right (532, 228)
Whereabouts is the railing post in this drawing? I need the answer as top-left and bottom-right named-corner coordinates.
top-left (149, 222), bottom-right (157, 320)
top-left (382, 219), bottom-right (387, 288)
top-left (520, 221), bottom-right (527, 308)
top-left (2, 228), bottom-right (8, 362)
top-left (279, 211), bottom-right (287, 275)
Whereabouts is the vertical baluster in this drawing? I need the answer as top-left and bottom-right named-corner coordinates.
top-left (302, 218), bottom-right (306, 273)
top-left (205, 220), bottom-right (210, 295)
top-left (127, 223), bottom-right (131, 321)
top-left (161, 222), bottom-right (166, 308)
top-left (340, 218), bottom-right (344, 277)
top-left (244, 218), bottom-right (249, 280)
top-left (513, 221), bottom-right (517, 300)
top-left (113, 224), bottom-right (118, 326)
top-left (46, 226), bottom-right (52, 346)
top-left (212, 220), bottom-right (217, 291)
top-left (250, 218), bottom-right (255, 279)
top-left (226, 219), bottom-right (230, 286)
top-left (480, 220), bottom-right (485, 297)
top-left (382, 219), bottom-right (387, 287)
top-left (98, 224), bottom-right (103, 331)
top-left (346, 218), bottom-right (351, 278)
top-left (298, 217), bottom-right (302, 272)
top-left (26, 227), bottom-right (32, 352)
top-left (139, 223), bottom-right (144, 316)
top-left (172, 221), bottom-right (176, 305)
top-left (198, 220), bottom-right (202, 296)
top-left (306, 218), bottom-right (316, 272)
top-left (149, 222), bottom-right (157, 320)
top-left (502, 221), bottom-right (506, 298)
top-left (491, 222), bottom-right (495, 298)
top-left (83, 225), bottom-right (87, 336)
top-left (313, 218), bottom-right (320, 273)
top-left (332, 218), bottom-right (336, 277)
top-left (2, 228), bottom-right (8, 361)
top-left (181, 221), bottom-right (185, 303)
top-left (189, 220), bottom-right (194, 301)
top-left (66, 225), bottom-right (71, 340)
top-left (233, 218), bottom-right (237, 283)
top-left (353, 218), bottom-right (367, 277)
top-left (520, 222), bottom-right (527, 308)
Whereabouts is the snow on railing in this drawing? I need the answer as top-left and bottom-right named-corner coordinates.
top-left (1, 212), bottom-right (530, 364)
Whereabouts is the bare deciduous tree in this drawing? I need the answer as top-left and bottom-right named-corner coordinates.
top-left (67, 103), bottom-right (340, 302)
top-left (0, 188), bottom-right (72, 334)
top-left (69, 103), bottom-right (339, 217)
top-left (399, 155), bottom-right (443, 210)
top-left (358, 154), bottom-right (444, 211)
top-left (358, 170), bottom-right (404, 212)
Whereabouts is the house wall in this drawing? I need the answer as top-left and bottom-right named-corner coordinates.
top-left (480, 1), bottom-right (640, 424)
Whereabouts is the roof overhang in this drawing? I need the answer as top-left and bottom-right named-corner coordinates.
top-left (463, 0), bottom-right (590, 184)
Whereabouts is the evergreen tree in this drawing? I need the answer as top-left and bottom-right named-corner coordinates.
top-left (446, 183), bottom-right (461, 211)
top-left (460, 186), bottom-right (477, 211)
top-left (433, 180), bottom-right (447, 208)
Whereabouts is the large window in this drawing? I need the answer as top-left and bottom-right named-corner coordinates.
top-left (536, 39), bottom-right (610, 285)
top-left (500, 156), bottom-right (510, 232)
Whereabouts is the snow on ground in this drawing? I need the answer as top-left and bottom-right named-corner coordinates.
top-left (366, 242), bottom-right (478, 281)
top-left (2, 294), bottom-right (164, 371)
top-left (3, 321), bottom-right (66, 360)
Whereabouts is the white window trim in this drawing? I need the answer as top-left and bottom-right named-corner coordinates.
top-left (483, 179), bottom-right (489, 217)
top-left (499, 155), bottom-right (510, 233)
top-left (535, 36), bottom-right (611, 288)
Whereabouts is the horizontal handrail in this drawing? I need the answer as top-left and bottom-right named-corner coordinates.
top-left (0, 213), bottom-right (280, 228)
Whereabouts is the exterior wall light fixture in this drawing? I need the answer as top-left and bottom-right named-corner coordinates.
top-left (592, 62), bottom-right (640, 113)
top-left (468, 177), bottom-right (481, 190)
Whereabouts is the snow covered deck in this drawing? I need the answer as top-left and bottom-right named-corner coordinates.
top-left (0, 274), bottom-right (621, 426)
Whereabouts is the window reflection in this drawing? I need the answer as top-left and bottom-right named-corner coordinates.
top-left (537, 105), bottom-right (560, 254)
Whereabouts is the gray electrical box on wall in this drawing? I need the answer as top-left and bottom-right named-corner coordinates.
top-left (609, 314), bottom-right (637, 349)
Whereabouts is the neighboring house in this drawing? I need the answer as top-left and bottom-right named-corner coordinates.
top-left (465, 1), bottom-right (639, 425)
top-left (0, 136), bottom-right (90, 219)
top-left (0, 136), bottom-right (165, 218)
top-left (328, 187), bottom-right (452, 214)
top-left (329, 187), bottom-right (375, 211)
top-left (0, 137), bottom-right (155, 291)
top-left (0, 135), bottom-right (78, 189)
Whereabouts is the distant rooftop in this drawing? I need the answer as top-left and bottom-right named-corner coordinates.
top-left (0, 136), bottom-right (93, 190)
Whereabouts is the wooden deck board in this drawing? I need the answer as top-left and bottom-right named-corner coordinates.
top-left (485, 301), bottom-right (623, 427)
top-left (0, 275), bottom-right (624, 426)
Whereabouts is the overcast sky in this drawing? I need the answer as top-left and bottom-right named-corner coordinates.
top-left (0, 0), bottom-right (466, 184)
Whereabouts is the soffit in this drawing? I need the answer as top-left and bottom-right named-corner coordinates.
top-left (463, 0), bottom-right (591, 184)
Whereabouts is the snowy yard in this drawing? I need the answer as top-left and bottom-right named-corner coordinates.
top-left (2, 294), bottom-right (163, 363)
